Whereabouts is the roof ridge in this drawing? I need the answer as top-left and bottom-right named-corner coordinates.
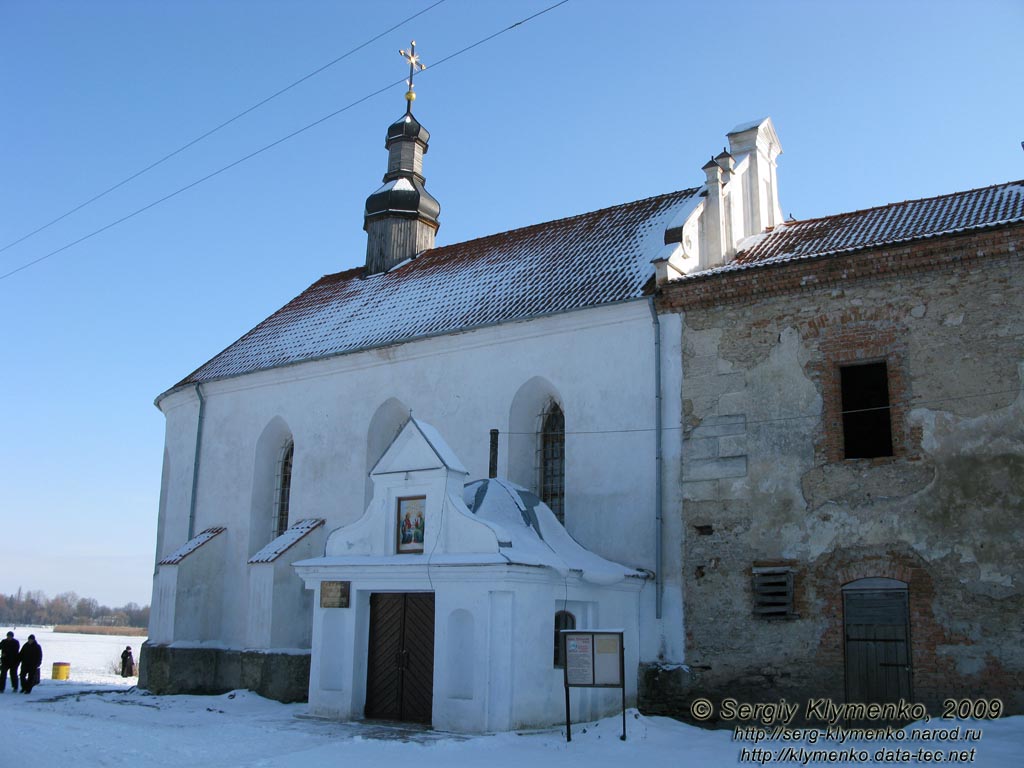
top-left (430, 186), bottom-right (701, 253)
top-left (307, 188), bottom-right (700, 285)
top-left (316, 264), bottom-right (364, 285)
top-left (157, 184), bottom-right (705, 400)
top-left (324, 188), bottom-right (701, 283)
top-left (786, 179), bottom-right (1024, 227)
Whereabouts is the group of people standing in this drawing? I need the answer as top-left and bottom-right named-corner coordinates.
top-left (0, 631), bottom-right (43, 693)
top-left (0, 631), bottom-right (136, 692)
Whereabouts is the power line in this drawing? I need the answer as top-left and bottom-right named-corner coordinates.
top-left (0, 0), bottom-right (570, 282)
top-left (504, 386), bottom-right (1022, 436)
top-left (0, 78), bottom-right (404, 281)
top-left (427, 0), bottom-right (568, 69)
top-left (0, 0), bottom-right (448, 258)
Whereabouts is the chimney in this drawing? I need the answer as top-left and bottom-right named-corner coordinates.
top-left (489, 429), bottom-right (498, 478)
top-left (363, 111), bottom-right (441, 274)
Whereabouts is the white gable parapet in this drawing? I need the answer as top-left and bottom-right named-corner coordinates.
top-left (726, 117), bottom-right (784, 239)
top-left (654, 117), bottom-right (784, 284)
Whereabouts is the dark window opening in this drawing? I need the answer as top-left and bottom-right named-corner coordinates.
top-left (841, 362), bottom-right (893, 459)
top-left (540, 403), bottom-right (565, 523)
top-left (274, 441), bottom-right (294, 538)
top-left (554, 610), bottom-right (576, 667)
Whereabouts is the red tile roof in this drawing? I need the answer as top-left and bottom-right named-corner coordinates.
top-left (713, 180), bottom-right (1024, 277)
top-left (169, 188), bottom-right (700, 392)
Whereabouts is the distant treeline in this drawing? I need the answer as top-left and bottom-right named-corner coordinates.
top-left (0, 589), bottom-right (149, 629)
top-left (53, 625), bottom-right (148, 636)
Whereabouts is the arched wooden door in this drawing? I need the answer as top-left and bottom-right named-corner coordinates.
top-left (365, 593), bottom-right (435, 724)
top-left (843, 578), bottom-right (912, 704)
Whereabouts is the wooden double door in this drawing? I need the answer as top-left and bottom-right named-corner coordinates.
top-left (365, 592), bottom-right (435, 724)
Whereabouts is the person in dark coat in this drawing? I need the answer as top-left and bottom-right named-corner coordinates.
top-left (19, 634), bottom-right (42, 694)
top-left (0, 631), bottom-right (19, 692)
top-left (120, 646), bottom-right (135, 677)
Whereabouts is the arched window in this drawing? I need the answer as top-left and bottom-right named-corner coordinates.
top-left (273, 441), bottom-right (294, 539)
top-left (540, 402), bottom-right (565, 523)
top-left (553, 610), bottom-right (576, 667)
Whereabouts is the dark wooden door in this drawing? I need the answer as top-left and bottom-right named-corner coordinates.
top-left (365, 593), bottom-right (435, 723)
top-left (844, 588), bottom-right (912, 704)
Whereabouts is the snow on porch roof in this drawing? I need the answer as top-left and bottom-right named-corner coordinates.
top-left (464, 478), bottom-right (645, 586)
top-left (164, 188), bottom-right (700, 397)
top-left (368, 416), bottom-right (468, 476)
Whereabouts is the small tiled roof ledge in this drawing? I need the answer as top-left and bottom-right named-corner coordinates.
top-left (158, 526), bottom-right (226, 565)
top-left (248, 518), bottom-right (325, 564)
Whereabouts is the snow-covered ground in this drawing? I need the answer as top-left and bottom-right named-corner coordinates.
top-left (7, 628), bottom-right (143, 685)
top-left (2, 633), bottom-right (1021, 767)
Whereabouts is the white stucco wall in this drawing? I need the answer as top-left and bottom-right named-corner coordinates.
top-left (152, 299), bottom-right (684, 663)
top-left (296, 564), bottom-right (641, 733)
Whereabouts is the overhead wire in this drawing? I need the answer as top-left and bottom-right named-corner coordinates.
top-left (505, 386), bottom-right (1022, 436)
top-left (0, 0), bottom-right (571, 283)
top-left (0, 0), bottom-right (448, 257)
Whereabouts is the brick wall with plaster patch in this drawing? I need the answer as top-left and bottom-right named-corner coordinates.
top-left (655, 222), bottom-right (1024, 718)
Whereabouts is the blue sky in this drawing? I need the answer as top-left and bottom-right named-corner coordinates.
top-left (1, 1), bottom-right (1022, 607)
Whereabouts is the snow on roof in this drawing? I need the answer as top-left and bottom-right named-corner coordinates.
top-left (158, 527), bottom-right (226, 565)
top-left (373, 178), bottom-right (415, 193)
top-left (166, 189), bottom-right (699, 395)
top-left (411, 418), bottom-right (468, 475)
top-left (463, 478), bottom-right (644, 585)
top-left (727, 117), bottom-right (770, 135)
top-left (683, 180), bottom-right (1024, 282)
top-left (247, 518), bottom-right (324, 564)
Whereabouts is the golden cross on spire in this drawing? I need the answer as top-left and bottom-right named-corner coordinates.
top-left (399, 40), bottom-right (426, 112)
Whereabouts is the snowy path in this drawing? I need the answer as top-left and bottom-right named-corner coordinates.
top-left (1, 681), bottom-right (1020, 766)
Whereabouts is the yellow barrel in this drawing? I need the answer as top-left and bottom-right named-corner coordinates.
top-left (51, 662), bottom-right (71, 680)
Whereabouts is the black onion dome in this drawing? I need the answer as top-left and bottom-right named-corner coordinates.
top-left (364, 177), bottom-right (440, 224)
top-left (386, 112), bottom-right (430, 146)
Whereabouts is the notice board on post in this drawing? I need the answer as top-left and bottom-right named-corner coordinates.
top-left (561, 629), bottom-right (626, 741)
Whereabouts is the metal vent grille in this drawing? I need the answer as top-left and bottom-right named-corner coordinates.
top-left (752, 567), bottom-right (795, 618)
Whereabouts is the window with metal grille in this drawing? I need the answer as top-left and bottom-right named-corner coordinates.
top-left (540, 403), bottom-right (565, 523)
top-left (752, 566), bottom-right (795, 618)
top-left (841, 361), bottom-right (893, 459)
top-left (273, 441), bottom-right (294, 539)
top-left (554, 610), bottom-right (576, 667)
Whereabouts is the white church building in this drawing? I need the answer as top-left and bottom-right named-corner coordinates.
top-left (142, 85), bottom-right (786, 730)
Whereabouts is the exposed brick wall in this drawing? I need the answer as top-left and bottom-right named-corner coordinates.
top-left (811, 319), bottom-right (912, 463)
top-left (651, 222), bottom-right (1024, 719)
top-left (657, 223), bottom-right (1023, 313)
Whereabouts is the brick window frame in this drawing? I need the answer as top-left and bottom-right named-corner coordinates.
top-left (840, 361), bottom-right (894, 459)
top-left (813, 324), bottom-right (912, 463)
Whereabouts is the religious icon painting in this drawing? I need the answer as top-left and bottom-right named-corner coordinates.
top-left (397, 496), bottom-right (426, 553)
